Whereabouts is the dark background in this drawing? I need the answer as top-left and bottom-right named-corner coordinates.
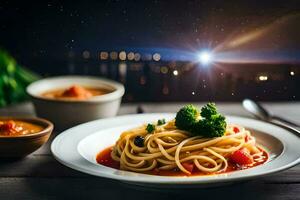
top-left (0, 0), bottom-right (299, 102)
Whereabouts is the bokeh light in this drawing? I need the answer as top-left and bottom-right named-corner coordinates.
top-left (110, 51), bottom-right (118, 60)
top-left (127, 52), bottom-right (135, 61)
top-left (134, 53), bottom-right (141, 61)
top-left (173, 70), bottom-right (178, 76)
top-left (119, 51), bottom-right (127, 61)
top-left (82, 50), bottom-right (91, 59)
top-left (100, 51), bottom-right (109, 60)
top-left (153, 53), bottom-right (161, 61)
top-left (198, 51), bottom-right (213, 65)
top-left (258, 75), bottom-right (268, 81)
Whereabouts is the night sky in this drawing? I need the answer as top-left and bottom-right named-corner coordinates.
top-left (0, 0), bottom-right (300, 61)
top-left (0, 0), bottom-right (299, 102)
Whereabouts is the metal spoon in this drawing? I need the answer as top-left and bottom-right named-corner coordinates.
top-left (242, 99), bottom-right (300, 128)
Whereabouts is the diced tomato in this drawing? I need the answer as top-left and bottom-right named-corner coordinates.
top-left (1, 120), bottom-right (15, 131)
top-left (233, 127), bottom-right (239, 133)
top-left (230, 148), bottom-right (253, 165)
top-left (182, 162), bottom-right (194, 173)
top-left (245, 135), bottom-right (250, 142)
top-left (62, 85), bottom-right (92, 99)
top-left (64, 85), bottom-right (85, 96)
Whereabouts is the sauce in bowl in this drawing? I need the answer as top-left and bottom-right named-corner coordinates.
top-left (0, 120), bottom-right (44, 136)
top-left (41, 85), bottom-right (113, 100)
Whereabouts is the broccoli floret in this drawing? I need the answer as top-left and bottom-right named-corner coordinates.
top-left (201, 102), bottom-right (217, 119)
top-left (175, 103), bottom-right (226, 138)
top-left (175, 104), bottom-right (199, 130)
top-left (146, 123), bottom-right (155, 133)
top-left (157, 118), bottom-right (166, 125)
top-left (191, 114), bottom-right (226, 138)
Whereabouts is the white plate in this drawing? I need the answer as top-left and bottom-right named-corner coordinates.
top-left (51, 114), bottom-right (300, 188)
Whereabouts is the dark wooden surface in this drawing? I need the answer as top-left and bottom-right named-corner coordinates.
top-left (0, 102), bottom-right (299, 200)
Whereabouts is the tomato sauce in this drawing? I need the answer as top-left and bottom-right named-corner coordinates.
top-left (96, 146), bottom-right (269, 177)
top-left (0, 120), bottom-right (44, 136)
top-left (96, 147), bottom-right (120, 169)
top-left (41, 85), bottom-right (113, 100)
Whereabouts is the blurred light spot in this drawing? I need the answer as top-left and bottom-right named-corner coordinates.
top-left (119, 51), bottom-right (126, 61)
top-left (118, 63), bottom-right (127, 76)
top-left (198, 51), bottom-right (212, 65)
top-left (134, 53), bottom-right (141, 61)
top-left (100, 51), bottom-right (109, 60)
top-left (153, 53), bottom-right (161, 61)
top-left (258, 75), bottom-right (268, 81)
top-left (127, 52), bottom-right (135, 61)
top-left (118, 63), bottom-right (127, 83)
top-left (110, 51), bottom-right (118, 60)
top-left (160, 66), bottom-right (168, 74)
top-left (173, 70), bottom-right (178, 76)
top-left (82, 50), bottom-right (90, 59)
top-left (192, 91), bottom-right (195, 95)
top-left (100, 63), bottom-right (108, 75)
top-left (290, 71), bottom-right (295, 76)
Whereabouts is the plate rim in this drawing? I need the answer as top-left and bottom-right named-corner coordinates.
top-left (51, 113), bottom-right (300, 185)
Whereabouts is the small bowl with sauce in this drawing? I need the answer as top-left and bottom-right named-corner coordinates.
top-left (27, 76), bottom-right (125, 129)
top-left (0, 117), bottom-right (53, 157)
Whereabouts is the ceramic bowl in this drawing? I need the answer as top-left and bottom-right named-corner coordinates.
top-left (27, 76), bottom-right (125, 130)
top-left (0, 117), bottom-right (53, 157)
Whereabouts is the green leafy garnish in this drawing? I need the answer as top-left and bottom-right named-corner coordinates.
top-left (175, 103), bottom-right (226, 138)
top-left (192, 112), bottom-right (226, 138)
top-left (0, 49), bottom-right (40, 107)
top-left (175, 104), bottom-right (199, 130)
top-left (157, 118), bottom-right (166, 125)
top-left (146, 123), bottom-right (155, 133)
top-left (201, 103), bottom-right (218, 119)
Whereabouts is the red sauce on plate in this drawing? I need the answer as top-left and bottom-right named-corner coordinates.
top-left (96, 146), bottom-right (269, 176)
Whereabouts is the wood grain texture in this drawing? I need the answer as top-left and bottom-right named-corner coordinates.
top-left (0, 178), bottom-right (299, 200)
top-left (0, 102), bottom-right (299, 199)
top-left (0, 154), bottom-right (299, 181)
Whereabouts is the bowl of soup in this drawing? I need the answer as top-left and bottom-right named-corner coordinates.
top-left (27, 76), bottom-right (125, 129)
top-left (0, 117), bottom-right (53, 157)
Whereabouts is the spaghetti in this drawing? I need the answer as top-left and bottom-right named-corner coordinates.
top-left (106, 120), bottom-right (268, 175)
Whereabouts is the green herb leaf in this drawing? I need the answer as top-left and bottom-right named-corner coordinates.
top-left (157, 118), bottom-right (166, 125)
top-left (146, 123), bottom-right (155, 133)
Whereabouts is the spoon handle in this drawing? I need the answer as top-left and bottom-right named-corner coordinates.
top-left (269, 120), bottom-right (300, 137)
top-left (272, 115), bottom-right (300, 128)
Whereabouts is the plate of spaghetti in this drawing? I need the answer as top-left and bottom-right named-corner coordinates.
top-left (51, 103), bottom-right (300, 187)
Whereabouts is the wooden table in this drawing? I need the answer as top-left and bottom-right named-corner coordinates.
top-left (0, 102), bottom-right (299, 200)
